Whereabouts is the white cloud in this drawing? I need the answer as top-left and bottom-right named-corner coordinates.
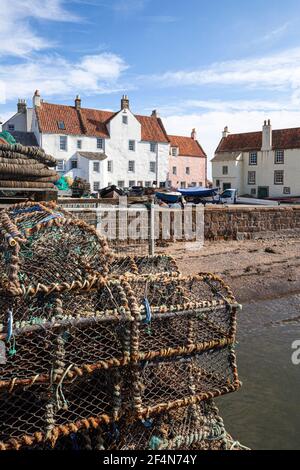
top-left (0, 0), bottom-right (79, 57)
top-left (163, 110), bottom-right (300, 179)
top-left (147, 47), bottom-right (300, 92)
top-left (0, 53), bottom-right (129, 102)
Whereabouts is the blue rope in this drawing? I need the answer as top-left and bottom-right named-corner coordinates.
top-left (38, 212), bottom-right (63, 225)
top-left (6, 310), bottom-right (13, 342)
top-left (143, 297), bottom-right (152, 324)
top-left (70, 433), bottom-right (79, 450)
top-left (10, 205), bottom-right (43, 215)
top-left (141, 419), bottom-right (153, 429)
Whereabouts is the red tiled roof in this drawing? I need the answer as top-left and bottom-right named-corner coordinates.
top-left (216, 127), bottom-right (300, 153)
top-left (36, 102), bottom-right (169, 142)
top-left (168, 135), bottom-right (206, 158)
top-left (135, 115), bottom-right (169, 143)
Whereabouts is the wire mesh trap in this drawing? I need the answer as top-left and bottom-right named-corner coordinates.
top-left (0, 202), bottom-right (243, 451)
top-left (0, 202), bottom-right (113, 295)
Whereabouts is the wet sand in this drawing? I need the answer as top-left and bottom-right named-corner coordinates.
top-left (158, 234), bottom-right (300, 304)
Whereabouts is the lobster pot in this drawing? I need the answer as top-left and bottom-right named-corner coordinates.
top-left (127, 273), bottom-right (237, 360)
top-left (0, 368), bottom-right (122, 451)
top-left (132, 347), bottom-right (240, 419)
top-left (115, 401), bottom-right (227, 451)
top-left (0, 202), bottom-right (113, 295)
top-left (109, 255), bottom-right (179, 277)
top-left (0, 280), bottom-right (133, 391)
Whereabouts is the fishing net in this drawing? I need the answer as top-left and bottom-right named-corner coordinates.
top-left (0, 202), bottom-right (113, 295)
top-left (0, 202), bottom-right (244, 451)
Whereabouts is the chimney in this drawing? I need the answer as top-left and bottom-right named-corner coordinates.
top-left (17, 99), bottom-right (27, 114)
top-left (33, 90), bottom-right (41, 107)
top-left (191, 128), bottom-right (197, 140)
top-left (262, 119), bottom-right (272, 151)
top-left (222, 126), bottom-right (230, 138)
top-left (121, 94), bottom-right (129, 110)
top-left (75, 95), bottom-right (81, 110)
top-left (151, 109), bottom-right (159, 118)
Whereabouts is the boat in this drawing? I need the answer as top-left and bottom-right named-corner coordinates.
top-left (99, 185), bottom-right (124, 199)
top-left (155, 191), bottom-right (182, 204)
top-left (178, 187), bottom-right (219, 198)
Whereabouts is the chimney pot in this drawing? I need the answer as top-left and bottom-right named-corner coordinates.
top-left (151, 109), bottom-right (159, 118)
top-left (17, 99), bottom-right (27, 114)
top-left (222, 126), bottom-right (230, 138)
top-left (191, 128), bottom-right (197, 140)
top-left (75, 95), bottom-right (81, 110)
top-left (121, 95), bottom-right (130, 110)
top-left (33, 90), bottom-right (41, 107)
top-left (262, 119), bottom-right (272, 151)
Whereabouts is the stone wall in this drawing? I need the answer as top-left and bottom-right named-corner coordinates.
top-left (204, 205), bottom-right (300, 240)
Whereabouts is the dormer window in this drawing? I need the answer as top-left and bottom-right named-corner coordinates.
top-left (171, 147), bottom-right (178, 157)
top-left (57, 121), bottom-right (65, 130)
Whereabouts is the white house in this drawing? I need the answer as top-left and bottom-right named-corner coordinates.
top-left (3, 92), bottom-right (172, 192)
top-left (3, 91), bottom-right (207, 192)
top-left (212, 120), bottom-right (300, 198)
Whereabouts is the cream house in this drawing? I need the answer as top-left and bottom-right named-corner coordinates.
top-left (212, 121), bottom-right (300, 198)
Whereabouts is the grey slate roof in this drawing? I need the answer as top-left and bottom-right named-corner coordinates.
top-left (11, 131), bottom-right (38, 147)
top-left (77, 151), bottom-right (108, 161)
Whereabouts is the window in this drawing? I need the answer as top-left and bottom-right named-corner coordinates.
top-left (107, 160), bottom-right (113, 172)
top-left (129, 180), bottom-right (136, 187)
top-left (216, 179), bottom-right (220, 187)
top-left (189, 182), bottom-right (197, 187)
top-left (97, 138), bottom-right (103, 149)
top-left (57, 121), bottom-right (65, 130)
top-left (159, 182), bottom-right (166, 188)
top-left (71, 160), bottom-right (77, 169)
top-left (198, 182), bottom-right (203, 187)
top-left (122, 115), bottom-right (128, 125)
top-left (145, 181), bottom-right (152, 188)
top-left (93, 182), bottom-right (100, 191)
top-left (93, 162), bottom-right (100, 172)
top-left (129, 140), bottom-right (135, 151)
top-left (150, 161), bottom-right (156, 173)
top-left (171, 147), bottom-right (177, 157)
top-left (56, 160), bottom-right (65, 172)
top-left (150, 142), bottom-right (156, 153)
top-left (275, 150), bottom-right (284, 164)
top-left (222, 166), bottom-right (228, 175)
top-left (251, 188), bottom-right (257, 196)
top-left (180, 182), bottom-right (186, 189)
top-left (118, 181), bottom-right (125, 188)
top-left (274, 170), bottom-right (284, 185)
top-left (137, 181), bottom-right (143, 187)
top-left (249, 152), bottom-right (257, 165)
top-left (283, 187), bottom-right (291, 195)
top-left (248, 171), bottom-right (256, 185)
top-left (59, 136), bottom-right (67, 151)
top-left (128, 160), bottom-right (135, 172)
top-left (77, 140), bottom-right (82, 149)
top-left (186, 167), bottom-right (190, 175)
top-left (172, 166), bottom-right (177, 175)
top-left (8, 124), bottom-right (15, 132)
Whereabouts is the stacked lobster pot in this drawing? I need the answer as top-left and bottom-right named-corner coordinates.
top-left (0, 202), bottom-right (242, 451)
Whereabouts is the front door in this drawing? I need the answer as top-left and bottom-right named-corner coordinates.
top-left (258, 187), bottom-right (269, 199)
top-left (223, 183), bottom-right (231, 191)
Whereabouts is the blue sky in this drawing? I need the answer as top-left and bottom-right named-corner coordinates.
top-left (1, 0), bottom-right (300, 174)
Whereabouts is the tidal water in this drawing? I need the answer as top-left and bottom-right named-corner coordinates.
top-left (218, 294), bottom-right (300, 450)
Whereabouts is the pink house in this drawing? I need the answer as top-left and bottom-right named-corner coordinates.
top-left (167, 129), bottom-right (207, 189)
